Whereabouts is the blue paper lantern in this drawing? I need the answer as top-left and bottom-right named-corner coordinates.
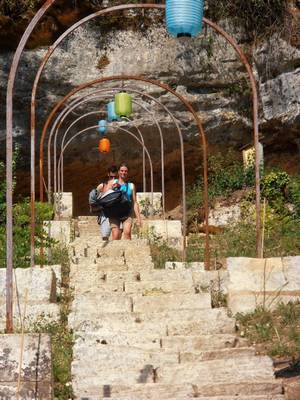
top-left (166, 0), bottom-right (204, 38)
top-left (107, 101), bottom-right (120, 122)
top-left (97, 119), bottom-right (107, 135)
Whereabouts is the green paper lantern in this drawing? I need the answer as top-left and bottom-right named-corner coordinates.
top-left (114, 91), bottom-right (132, 117)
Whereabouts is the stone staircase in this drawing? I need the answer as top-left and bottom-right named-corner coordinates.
top-left (68, 225), bottom-right (284, 399)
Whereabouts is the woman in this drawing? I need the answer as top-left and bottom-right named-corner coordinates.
top-left (110, 163), bottom-right (142, 240)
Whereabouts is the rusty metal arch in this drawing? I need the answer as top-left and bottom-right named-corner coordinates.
top-left (47, 84), bottom-right (185, 220)
top-left (57, 112), bottom-right (148, 195)
top-left (51, 96), bottom-right (153, 196)
top-left (39, 76), bottom-right (208, 264)
top-left (57, 111), bottom-right (148, 195)
top-left (6, 2), bottom-right (261, 332)
top-left (57, 125), bottom-right (154, 209)
top-left (48, 89), bottom-right (165, 214)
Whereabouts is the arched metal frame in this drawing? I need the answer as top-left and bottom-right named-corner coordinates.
top-left (49, 86), bottom-right (170, 217)
top-left (51, 97), bottom-right (148, 195)
top-left (49, 88), bottom-right (165, 212)
top-left (40, 76), bottom-right (205, 262)
top-left (6, 2), bottom-right (261, 332)
top-left (57, 125), bottom-right (154, 207)
top-left (57, 112), bottom-right (149, 195)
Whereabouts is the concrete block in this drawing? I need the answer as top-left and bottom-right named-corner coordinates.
top-left (0, 266), bottom-right (59, 304)
top-left (139, 220), bottom-right (183, 249)
top-left (137, 192), bottom-right (162, 217)
top-left (165, 261), bottom-right (205, 271)
top-left (44, 220), bottom-right (71, 245)
top-left (54, 192), bottom-right (73, 219)
top-left (0, 334), bottom-right (53, 399)
top-left (227, 257), bottom-right (300, 314)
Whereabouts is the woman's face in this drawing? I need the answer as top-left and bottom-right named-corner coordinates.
top-left (119, 166), bottom-right (128, 180)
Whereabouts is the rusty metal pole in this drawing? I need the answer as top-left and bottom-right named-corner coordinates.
top-left (5, 0), bottom-right (55, 333)
top-left (203, 18), bottom-right (262, 257)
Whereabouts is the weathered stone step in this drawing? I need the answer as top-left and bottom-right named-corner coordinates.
top-left (71, 331), bottom-right (161, 350)
top-left (74, 381), bottom-right (283, 400)
top-left (101, 396), bottom-right (285, 400)
top-left (161, 334), bottom-right (248, 351)
top-left (124, 280), bottom-right (197, 295)
top-left (72, 346), bottom-right (179, 370)
top-left (156, 356), bottom-right (275, 385)
top-left (70, 294), bottom-right (133, 314)
top-left (72, 356), bottom-right (275, 387)
top-left (133, 293), bottom-right (211, 313)
top-left (69, 308), bottom-right (234, 335)
top-left (139, 269), bottom-right (193, 282)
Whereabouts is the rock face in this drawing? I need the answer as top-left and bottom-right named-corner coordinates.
top-left (0, 7), bottom-right (299, 213)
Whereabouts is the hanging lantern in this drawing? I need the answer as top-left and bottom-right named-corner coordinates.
top-left (107, 101), bottom-right (120, 122)
top-left (98, 137), bottom-right (111, 153)
top-left (114, 91), bottom-right (132, 118)
top-left (166, 0), bottom-right (204, 38)
top-left (97, 119), bottom-right (107, 135)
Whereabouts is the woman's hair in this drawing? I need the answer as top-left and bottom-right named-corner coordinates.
top-left (118, 162), bottom-right (129, 171)
top-left (108, 165), bottom-right (118, 174)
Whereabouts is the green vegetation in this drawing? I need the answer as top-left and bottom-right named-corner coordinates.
top-left (236, 301), bottom-right (300, 359)
top-left (0, 154), bottom-right (57, 268)
top-left (187, 152), bottom-right (300, 260)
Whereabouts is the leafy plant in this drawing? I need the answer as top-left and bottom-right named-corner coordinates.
top-left (237, 301), bottom-right (300, 359)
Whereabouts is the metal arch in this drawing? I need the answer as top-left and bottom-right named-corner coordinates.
top-left (56, 110), bottom-right (148, 196)
top-left (45, 84), bottom-right (187, 224)
top-left (57, 112), bottom-right (148, 195)
top-left (48, 89), bottom-right (165, 215)
top-left (57, 125), bottom-right (154, 208)
top-left (40, 77), bottom-right (198, 264)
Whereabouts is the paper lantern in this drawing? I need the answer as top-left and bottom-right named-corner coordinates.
top-left (98, 137), bottom-right (111, 153)
top-left (107, 101), bottom-right (120, 122)
top-left (166, 0), bottom-right (204, 38)
top-left (114, 92), bottom-right (132, 118)
top-left (97, 119), bottom-right (107, 135)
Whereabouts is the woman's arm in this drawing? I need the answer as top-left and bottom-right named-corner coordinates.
top-left (132, 184), bottom-right (142, 227)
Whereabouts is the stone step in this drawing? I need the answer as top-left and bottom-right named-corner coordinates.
top-left (70, 294), bottom-right (133, 313)
top-left (71, 331), bottom-right (161, 350)
top-left (100, 396), bottom-right (285, 400)
top-left (124, 280), bottom-right (197, 295)
top-left (161, 334), bottom-right (248, 351)
top-left (72, 346), bottom-right (255, 368)
top-left (139, 270), bottom-right (193, 282)
top-left (72, 345), bottom-right (179, 369)
top-left (69, 308), bottom-right (234, 335)
top-left (71, 356), bottom-right (275, 387)
top-left (71, 264), bottom-right (193, 284)
top-left (132, 293), bottom-right (211, 313)
top-left (156, 356), bottom-right (275, 385)
top-left (73, 381), bottom-right (283, 400)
